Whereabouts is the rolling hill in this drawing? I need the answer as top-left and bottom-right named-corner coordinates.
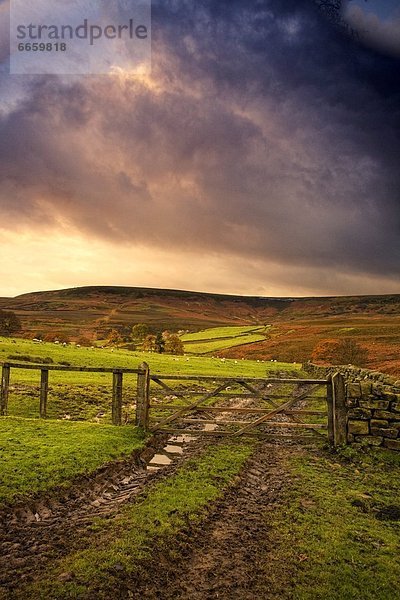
top-left (1, 286), bottom-right (400, 374)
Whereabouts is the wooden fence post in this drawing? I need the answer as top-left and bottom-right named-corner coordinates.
top-left (326, 375), bottom-right (334, 445)
top-left (136, 362), bottom-right (150, 429)
top-left (1, 364), bottom-right (10, 416)
top-left (331, 372), bottom-right (347, 446)
top-left (112, 371), bottom-right (123, 426)
top-left (40, 369), bottom-right (49, 418)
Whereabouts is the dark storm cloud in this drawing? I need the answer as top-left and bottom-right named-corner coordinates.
top-left (0, 0), bottom-right (399, 288)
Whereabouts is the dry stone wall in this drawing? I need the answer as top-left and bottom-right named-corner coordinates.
top-left (304, 363), bottom-right (400, 451)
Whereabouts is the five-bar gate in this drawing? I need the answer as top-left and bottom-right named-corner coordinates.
top-left (1, 361), bottom-right (347, 446)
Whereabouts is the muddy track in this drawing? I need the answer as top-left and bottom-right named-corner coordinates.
top-left (1, 382), bottom-right (320, 597)
top-left (167, 442), bottom-right (294, 600)
top-left (1, 437), bottom-right (303, 599)
top-left (109, 441), bottom-right (297, 600)
top-left (0, 434), bottom-right (210, 593)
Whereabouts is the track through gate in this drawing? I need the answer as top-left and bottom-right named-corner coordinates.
top-left (135, 366), bottom-right (347, 446)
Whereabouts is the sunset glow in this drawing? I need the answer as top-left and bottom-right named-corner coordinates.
top-left (1, 0), bottom-right (399, 298)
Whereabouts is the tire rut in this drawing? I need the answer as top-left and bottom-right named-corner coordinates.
top-left (126, 441), bottom-right (297, 600)
top-left (0, 435), bottom-right (208, 592)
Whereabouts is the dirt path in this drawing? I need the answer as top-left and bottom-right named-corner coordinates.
top-left (1, 381), bottom-right (314, 597)
top-left (0, 437), bottom-right (299, 599)
top-left (0, 434), bottom-right (208, 593)
top-left (126, 441), bottom-right (296, 600)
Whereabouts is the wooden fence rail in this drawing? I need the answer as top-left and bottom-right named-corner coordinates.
top-left (0, 361), bottom-right (144, 425)
top-left (0, 361), bottom-right (347, 447)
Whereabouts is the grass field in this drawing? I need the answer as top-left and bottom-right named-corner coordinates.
top-left (184, 333), bottom-right (268, 355)
top-left (275, 446), bottom-right (400, 599)
top-left (181, 325), bottom-right (267, 342)
top-left (1, 325), bottom-right (399, 598)
top-left (0, 337), bottom-right (300, 423)
top-left (0, 337), bottom-right (301, 505)
top-left (0, 418), bottom-right (146, 506)
top-left (181, 325), bottom-right (270, 355)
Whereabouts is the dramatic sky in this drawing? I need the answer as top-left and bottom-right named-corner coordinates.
top-left (0, 0), bottom-right (399, 298)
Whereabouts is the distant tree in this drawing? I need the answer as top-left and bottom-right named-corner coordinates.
top-left (43, 332), bottom-right (55, 342)
top-left (143, 334), bottom-right (157, 352)
top-left (131, 323), bottom-right (150, 342)
top-left (0, 310), bottom-right (22, 337)
top-left (163, 332), bottom-right (184, 355)
top-left (155, 332), bottom-right (165, 354)
top-left (312, 338), bottom-right (368, 367)
top-left (95, 329), bottom-right (108, 341)
top-left (43, 331), bottom-right (70, 343)
top-left (76, 335), bottom-right (92, 347)
top-left (107, 329), bottom-right (123, 345)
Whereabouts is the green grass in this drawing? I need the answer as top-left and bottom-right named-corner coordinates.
top-left (15, 440), bottom-right (255, 600)
top-left (0, 337), bottom-right (301, 422)
top-left (0, 336), bottom-right (295, 383)
top-left (0, 418), bottom-right (146, 506)
top-left (181, 325), bottom-right (267, 342)
top-left (270, 446), bottom-right (400, 600)
top-left (184, 333), bottom-right (268, 354)
top-left (181, 325), bottom-right (270, 355)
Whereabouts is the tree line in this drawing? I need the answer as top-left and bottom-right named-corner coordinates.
top-left (107, 323), bottom-right (185, 355)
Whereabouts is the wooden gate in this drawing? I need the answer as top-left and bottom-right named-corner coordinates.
top-left (135, 366), bottom-right (347, 446)
top-left (1, 361), bottom-right (347, 446)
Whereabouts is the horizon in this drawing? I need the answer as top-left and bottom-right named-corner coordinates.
top-left (2, 282), bottom-right (400, 302)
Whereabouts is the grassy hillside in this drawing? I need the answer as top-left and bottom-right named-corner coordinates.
top-left (2, 286), bottom-right (400, 339)
top-left (1, 286), bottom-right (399, 376)
top-left (0, 286), bottom-right (284, 337)
top-left (0, 337), bottom-right (298, 423)
top-left (217, 316), bottom-right (400, 376)
top-left (182, 325), bottom-right (270, 354)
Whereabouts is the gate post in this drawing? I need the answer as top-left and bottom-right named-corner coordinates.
top-left (112, 371), bottom-right (123, 425)
top-left (326, 375), bottom-right (334, 445)
top-left (329, 372), bottom-right (347, 447)
top-left (1, 364), bottom-right (10, 416)
top-left (136, 362), bottom-right (150, 430)
top-left (40, 369), bottom-right (49, 418)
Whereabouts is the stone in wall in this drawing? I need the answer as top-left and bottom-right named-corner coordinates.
top-left (359, 400), bottom-right (389, 410)
top-left (348, 420), bottom-right (369, 435)
top-left (374, 410), bottom-right (396, 420)
top-left (384, 439), bottom-right (400, 450)
top-left (347, 408), bottom-right (371, 420)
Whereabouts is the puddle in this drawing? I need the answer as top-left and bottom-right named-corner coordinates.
top-left (145, 426), bottom-right (216, 472)
top-left (145, 433), bottom-right (196, 471)
top-left (148, 454), bottom-right (173, 467)
top-left (164, 445), bottom-right (184, 454)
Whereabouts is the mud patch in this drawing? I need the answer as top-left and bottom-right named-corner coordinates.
top-left (121, 441), bottom-right (296, 600)
top-left (0, 432), bottom-right (207, 593)
top-left (376, 505), bottom-right (400, 522)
